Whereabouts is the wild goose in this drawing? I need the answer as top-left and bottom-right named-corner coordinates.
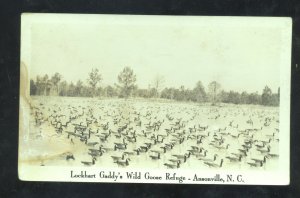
top-left (199, 154), bottom-right (218, 162)
top-left (230, 133), bottom-right (241, 139)
top-left (204, 159), bottom-right (224, 168)
top-left (85, 139), bottom-right (99, 147)
top-left (251, 156), bottom-right (268, 164)
top-left (164, 161), bottom-right (180, 169)
top-left (213, 144), bottom-right (230, 150)
top-left (114, 143), bottom-right (127, 151)
top-left (172, 152), bottom-right (191, 160)
top-left (196, 150), bottom-right (208, 158)
top-left (111, 154), bottom-right (126, 162)
top-left (81, 157), bottom-right (96, 166)
top-left (265, 133), bottom-right (275, 138)
top-left (257, 146), bottom-right (271, 154)
top-left (89, 148), bottom-right (103, 155)
top-left (88, 151), bottom-right (102, 158)
top-left (247, 161), bottom-right (263, 167)
top-left (149, 152), bottom-right (161, 160)
top-left (115, 158), bottom-right (130, 167)
top-left (133, 148), bottom-right (141, 155)
top-left (226, 154), bottom-right (242, 162)
top-left (267, 153), bottom-right (279, 158)
top-left (241, 143), bottom-right (252, 150)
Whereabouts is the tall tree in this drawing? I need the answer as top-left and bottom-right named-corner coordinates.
top-left (51, 72), bottom-right (62, 95)
top-left (75, 80), bottom-right (83, 96)
top-left (42, 74), bottom-right (50, 95)
top-left (153, 75), bottom-right (165, 98)
top-left (68, 82), bottom-right (76, 97)
top-left (240, 91), bottom-right (249, 104)
top-left (261, 86), bottom-right (272, 106)
top-left (30, 79), bottom-right (37, 95)
top-left (193, 81), bottom-right (206, 102)
top-left (59, 80), bottom-right (68, 96)
top-left (208, 81), bottom-right (221, 105)
top-left (117, 67), bottom-right (137, 98)
top-left (87, 68), bottom-right (102, 97)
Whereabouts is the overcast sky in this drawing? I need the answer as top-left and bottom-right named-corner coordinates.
top-left (24, 14), bottom-right (289, 93)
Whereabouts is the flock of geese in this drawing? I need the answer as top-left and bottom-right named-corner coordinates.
top-left (29, 97), bottom-right (280, 169)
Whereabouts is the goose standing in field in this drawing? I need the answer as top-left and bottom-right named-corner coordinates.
top-left (111, 153), bottom-right (127, 162)
top-left (251, 155), bottom-right (268, 164)
top-left (172, 152), bottom-right (191, 161)
top-left (230, 133), bottom-right (241, 139)
top-left (267, 152), bottom-right (279, 158)
top-left (204, 159), bottom-right (224, 168)
top-left (196, 150), bottom-right (208, 158)
top-left (115, 158), bottom-right (130, 167)
top-left (164, 161), bottom-right (181, 169)
top-left (85, 139), bottom-right (99, 147)
top-left (81, 157), bottom-right (96, 166)
top-left (199, 154), bottom-right (218, 162)
top-left (213, 143), bottom-right (230, 150)
top-left (66, 153), bottom-right (75, 160)
top-left (226, 154), bottom-right (242, 163)
top-left (247, 161), bottom-right (263, 167)
top-left (257, 145), bottom-right (271, 154)
top-left (149, 152), bottom-right (161, 160)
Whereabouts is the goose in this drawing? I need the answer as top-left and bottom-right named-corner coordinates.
top-left (164, 161), bottom-right (180, 169)
top-left (230, 133), bottom-right (241, 139)
top-left (133, 148), bottom-right (141, 155)
top-left (196, 150), bottom-right (208, 158)
top-left (111, 154), bottom-right (126, 162)
top-left (114, 143), bottom-right (127, 151)
top-left (187, 148), bottom-right (202, 155)
top-left (115, 158), bottom-right (130, 167)
top-left (226, 154), bottom-right (242, 162)
top-left (65, 153), bottom-right (75, 160)
top-left (247, 161), bottom-right (263, 167)
top-left (199, 154), bottom-right (218, 162)
top-left (89, 148), bottom-right (103, 155)
top-left (88, 151), bottom-right (101, 158)
top-left (204, 159), bottom-right (224, 168)
top-left (261, 138), bottom-right (272, 145)
top-left (251, 156), bottom-right (268, 164)
top-left (213, 144), bottom-right (230, 150)
top-left (81, 157), bottom-right (96, 166)
top-left (267, 153), bottom-right (279, 158)
top-left (149, 152), bottom-right (161, 160)
top-left (123, 151), bottom-right (136, 156)
top-left (159, 146), bottom-right (167, 153)
top-left (126, 136), bottom-right (137, 143)
top-left (241, 143), bottom-right (252, 150)
top-left (257, 146), bottom-right (271, 154)
top-left (144, 142), bottom-right (152, 148)
top-left (190, 146), bottom-right (200, 151)
top-left (265, 133), bottom-right (275, 138)
top-left (172, 152), bottom-right (191, 160)
top-left (168, 158), bottom-right (182, 163)
top-left (85, 139), bottom-right (99, 147)
top-left (139, 146), bottom-right (149, 152)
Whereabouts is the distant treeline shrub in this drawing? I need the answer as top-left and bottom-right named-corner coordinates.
top-left (30, 68), bottom-right (279, 106)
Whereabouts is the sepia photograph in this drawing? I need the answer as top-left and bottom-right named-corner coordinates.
top-left (19, 14), bottom-right (291, 184)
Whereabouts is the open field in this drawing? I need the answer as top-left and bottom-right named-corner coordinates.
top-left (19, 96), bottom-right (279, 170)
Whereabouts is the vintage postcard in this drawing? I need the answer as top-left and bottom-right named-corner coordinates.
top-left (19, 14), bottom-right (291, 184)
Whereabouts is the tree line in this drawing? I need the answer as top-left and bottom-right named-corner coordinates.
top-left (30, 67), bottom-right (279, 106)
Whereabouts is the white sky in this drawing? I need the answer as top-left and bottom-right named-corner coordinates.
top-left (24, 14), bottom-right (289, 93)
